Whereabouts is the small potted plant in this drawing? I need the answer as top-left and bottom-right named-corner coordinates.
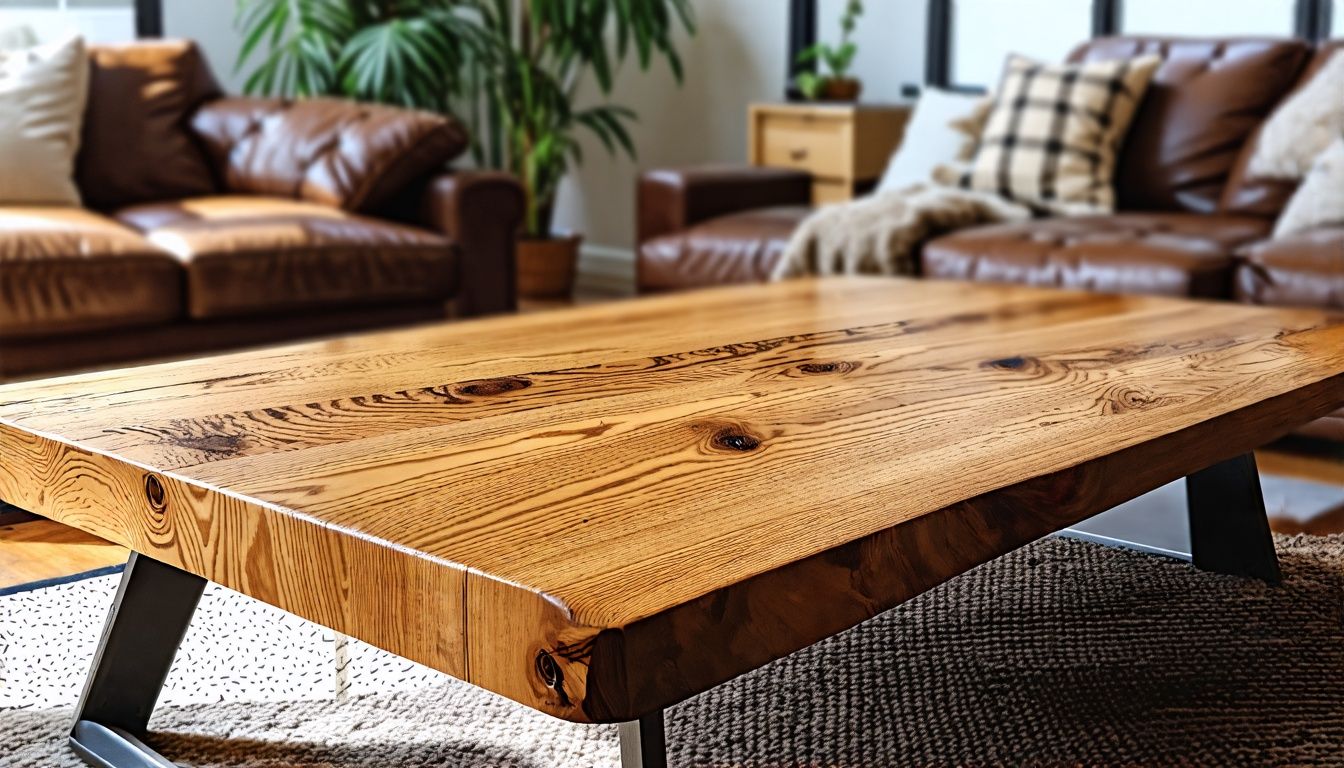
top-left (795, 0), bottom-right (864, 102)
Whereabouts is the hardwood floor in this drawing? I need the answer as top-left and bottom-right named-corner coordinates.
top-left (0, 515), bottom-right (127, 590)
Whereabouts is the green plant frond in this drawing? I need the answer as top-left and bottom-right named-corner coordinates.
top-left (236, 0), bottom-right (695, 237)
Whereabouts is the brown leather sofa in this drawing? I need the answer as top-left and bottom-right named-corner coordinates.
top-left (639, 35), bottom-right (1344, 436)
top-left (0, 39), bottom-right (523, 381)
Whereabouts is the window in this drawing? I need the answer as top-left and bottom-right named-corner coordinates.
top-left (0, 0), bottom-right (135, 43)
top-left (950, 0), bottom-right (1092, 88)
top-left (1122, 0), bottom-right (1297, 36)
top-left (1334, 0), bottom-right (1342, 35)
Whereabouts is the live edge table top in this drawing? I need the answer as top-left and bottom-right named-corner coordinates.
top-left (5, 277), bottom-right (1344, 724)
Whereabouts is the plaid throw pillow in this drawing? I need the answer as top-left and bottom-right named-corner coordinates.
top-left (963, 54), bottom-right (1162, 215)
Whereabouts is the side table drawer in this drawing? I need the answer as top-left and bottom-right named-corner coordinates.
top-left (749, 103), bottom-right (910, 205)
top-left (756, 114), bottom-right (851, 179)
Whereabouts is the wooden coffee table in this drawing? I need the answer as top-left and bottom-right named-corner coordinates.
top-left (4, 277), bottom-right (1344, 767)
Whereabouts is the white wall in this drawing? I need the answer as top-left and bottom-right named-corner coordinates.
top-left (162, 0), bottom-right (244, 90)
top-left (1, 5), bottom-right (134, 43)
top-left (952, 0), bottom-right (1091, 87)
top-left (554, 0), bottom-right (790, 255)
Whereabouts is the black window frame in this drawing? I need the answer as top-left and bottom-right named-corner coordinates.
top-left (135, 0), bottom-right (160, 37)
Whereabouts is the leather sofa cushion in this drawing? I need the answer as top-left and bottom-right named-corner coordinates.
top-left (638, 206), bottom-right (810, 292)
top-left (0, 207), bottom-right (183, 339)
top-left (116, 196), bottom-right (456, 320)
top-left (191, 98), bottom-right (468, 214)
top-left (79, 40), bottom-right (221, 209)
top-left (1235, 227), bottom-right (1344, 309)
top-left (1069, 37), bottom-right (1310, 215)
top-left (922, 214), bottom-right (1271, 298)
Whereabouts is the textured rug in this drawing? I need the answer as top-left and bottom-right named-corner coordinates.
top-left (3, 535), bottom-right (1344, 767)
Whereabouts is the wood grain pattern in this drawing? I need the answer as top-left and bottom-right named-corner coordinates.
top-left (3, 277), bottom-right (1344, 722)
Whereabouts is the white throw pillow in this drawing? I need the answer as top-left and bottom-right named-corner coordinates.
top-left (0, 35), bottom-right (89, 206)
top-left (1274, 137), bottom-right (1344, 239)
top-left (876, 88), bottom-right (991, 193)
top-left (1249, 51), bottom-right (1344, 180)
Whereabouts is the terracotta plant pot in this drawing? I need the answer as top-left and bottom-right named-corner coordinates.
top-left (821, 78), bottom-right (863, 102)
top-left (516, 234), bottom-right (582, 300)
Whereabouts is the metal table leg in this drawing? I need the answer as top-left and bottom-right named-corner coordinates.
top-left (619, 710), bottom-right (668, 768)
top-left (1186, 452), bottom-right (1282, 583)
top-left (69, 552), bottom-right (205, 768)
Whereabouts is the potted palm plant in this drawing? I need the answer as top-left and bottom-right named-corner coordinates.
top-left (236, 0), bottom-right (695, 299)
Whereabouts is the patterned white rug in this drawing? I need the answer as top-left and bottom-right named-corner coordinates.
top-left (1, 572), bottom-right (443, 710)
top-left (3, 535), bottom-right (1344, 767)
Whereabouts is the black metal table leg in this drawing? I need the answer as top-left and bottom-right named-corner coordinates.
top-left (69, 552), bottom-right (205, 768)
top-left (1186, 452), bottom-right (1282, 583)
top-left (619, 710), bottom-right (667, 768)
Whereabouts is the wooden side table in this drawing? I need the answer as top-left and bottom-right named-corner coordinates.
top-left (748, 102), bottom-right (911, 205)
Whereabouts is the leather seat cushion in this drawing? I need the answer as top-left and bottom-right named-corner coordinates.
top-left (1235, 227), bottom-right (1344, 309)
top-left (0, 207), bottom-right (183, 339)
top-left (639, 206), bottom-right (810, 291)
top-left (190, 98), bottom-right (468, 214)
top-left (78, 40), bottom-right (221, 209)
top-left (922, 214), bottom-right (1272, 298)
top-left (116, 196), bottom-right (456, 320)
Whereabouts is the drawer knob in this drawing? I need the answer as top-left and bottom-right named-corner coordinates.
top-left (790, 148), bottom-right (809, 161)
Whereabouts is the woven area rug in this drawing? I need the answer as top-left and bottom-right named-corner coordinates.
top-left (3, 534), bottom-right (1344, 767)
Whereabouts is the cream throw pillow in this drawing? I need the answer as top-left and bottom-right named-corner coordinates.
top-left (963, 54), bottom-right (1162, 215)
top-left (1249, 51), bottom-right (1344, 180)
top-left (0, 35), bottom-right (89, 206)
top-left (1274, 137), bottom-right (1344, 238)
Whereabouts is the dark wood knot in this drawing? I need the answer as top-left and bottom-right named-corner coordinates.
top-left (1102, 385), bottom-right (1165, 414)
top-left (455, 377), bottom-right (532, 397)
top-left (713, 430), bottom-right (760, 452)
top-left (985, 356), bottom-right (1028, 370)
top-left (797, 361), bottom-right (857, 375)
top-left (144, 474), bottom-right (167, 512)
top-left (535, 650), bottom-right (570, 705)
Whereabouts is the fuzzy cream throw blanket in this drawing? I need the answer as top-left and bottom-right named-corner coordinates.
top-left (772, 183), bottom-right (1032, 280)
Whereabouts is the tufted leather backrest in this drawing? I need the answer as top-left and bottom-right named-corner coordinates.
top-left (190, 97), bottom-right (469, 214)
top-left (79, 40), bottom-right (222, 210)
top-left (1069, 37), bottom-right (1311, 215)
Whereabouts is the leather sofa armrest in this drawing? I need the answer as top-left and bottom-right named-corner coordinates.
top-left (418, 170), bottom-right (525, 317)
top-left (638, 166), bottom-right (812, 245)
